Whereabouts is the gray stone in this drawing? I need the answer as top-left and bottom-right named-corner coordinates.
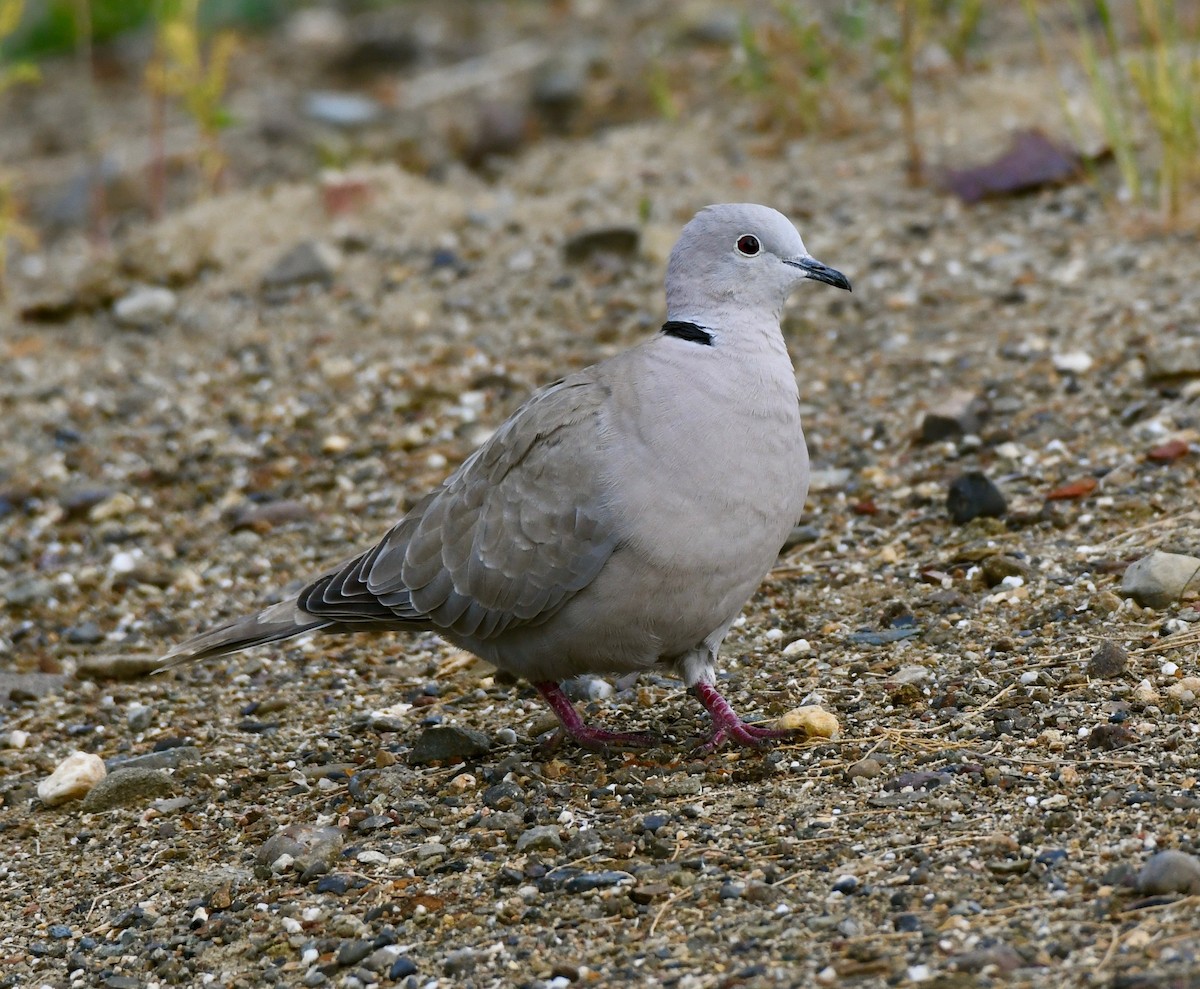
top-left (76, 653), bottom-right (161, 680)
top-left (561, 675), bottom-right (613, 701)
top-left (0, 671), bottom-right (67, 702)
top-left (1144, 337), bottom-right (1200, 383)
top-left (946, 471), bottom-right (1007, 524)
top-left (1121, 551), bottom-right (1200, 608)
top-left (113, 286), bottom-right (177, 328)
top-left (443, 948), bottom-right (478, 976)
top-left (107, 745), bottom-right (200, 772)
top-left (407, 725), bottom-right (491, 765)
top-left (262, 241), bottom-right (340, 289)
top-left (82, 768), bottom-right (175, 812)
top-left (515, 824), bottom-right (562, 854)
top-left (1136, 849), bottom-right (1200, 895)
top-left (127, 704), bottom-right (154, 732)
top-left (1086, 640), bottom-right (1128, 679)
top-left (305, 91), bottom-right (382, 127)
top-left (563, 226), bottom-right (640, 264)
top-left (257, 824), bottom-right (346, 877)
top-left (920, 389), bottom-right (984, 443)
top-left (2, 575), bottom-right (54, 608)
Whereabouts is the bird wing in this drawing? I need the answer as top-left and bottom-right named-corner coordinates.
top-left (297, 373), bottom-right (620, 641)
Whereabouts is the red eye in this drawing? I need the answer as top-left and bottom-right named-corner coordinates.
top-left (736, 235), bottom-right (760, 256)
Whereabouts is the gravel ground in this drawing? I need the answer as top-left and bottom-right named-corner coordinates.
top-left (3, 6), bottom-right (1200, 989)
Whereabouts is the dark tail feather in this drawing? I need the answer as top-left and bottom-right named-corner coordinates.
top-left (156, 600), bottom-right (331, 671)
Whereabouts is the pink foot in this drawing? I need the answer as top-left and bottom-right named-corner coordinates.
top-left (534, 681), bottom-right (659, 753)
top-left (691, 681), bottom-right (797, 754)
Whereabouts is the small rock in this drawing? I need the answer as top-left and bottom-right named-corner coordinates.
top-left (0, 671), bottom-right (67, 701)
top-left (1120, 551), bottom-right (1200, 608)
top-left (1087, 723), bottom-right (1138, 751)
top-left (81, 767), bottom-right (174, 812)
top-left (75, 654), bottom-right (161, 681)
top-left (443, 948), bottom-right (478, 976)
top-left (1144, 337), bottom-right (1200, 383)
top-left (336, 940), bottom-right (374, 967)
top-left (408, 725), bottom-right (491, 765)
top-left (38, 751), bottom-right (106, 807)
top-left (563, 871), bottom-right (629, 893)
top-left (107, 745), bottom-right (200, 773)
top-left (946, 471), bottom-right (1007, 524)
top-left (1137, 850), bottom-right (1200, 895)
top-left (126, 704), bottom-right (154, 732)
top-left (952, 942), bottom-right (1025, 973)
top-left (389, 957), bottom-right (418, 979)
top-left (257, 824), bottom-right (346, 878)
top-left (305, 90), bottom-right (382, 127)
top-left (227, 500), bottom-right (313, 532)
top-left (63, 621), bottom-right (104, 645)
top-left (262, 241), bottom-right (340, 290)
top-left (919, 389), bottom-right (983, 442)
top-left (980, 555), bottom-right (1031, 587)
top-left (776, 705), bottom-right (839, 739)
top-left (113, 286), bottom-right (177, 328)
top-left (1166, 676), bottom-right (1200, 706)
top-left (2, 575), bottom-right (55, 608)
top-left (515, 825), bottom-right (562, 854)
top-left (563, 226), bottom-right (640, 264)
top-left (846, 758), bottom-right (883, 780)
top-left (1087, 640), bottom-right (1128, 679)
top-left (1052, 351), bottom-right (1093, 374)
top-left (561, 675), bottom-right (613, 701)
top-left (482, 781), bottom-right (524, 810)
top-left (832, 875), bottom-right (859, 894)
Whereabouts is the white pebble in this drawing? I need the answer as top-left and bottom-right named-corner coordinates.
top-left (109, 551), bottom-right (138, 574)
top-left (783, 638), bottom-right (811, 656)
top-left (3, 730), bottom-right (29, 749)
top-left (1162, 661), bottom-right (1179, 676)
top-left (764, 628), bottom-right (784, 642)
top-left (37, 751), bottom-right (106, 806)
top-left (1019, 671), bottom-right (1039, 685)
top-left (283, 917), bottom-right (303, 934)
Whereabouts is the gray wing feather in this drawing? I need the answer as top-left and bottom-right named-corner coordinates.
top-left (298, 375), bottom-right (618, 640)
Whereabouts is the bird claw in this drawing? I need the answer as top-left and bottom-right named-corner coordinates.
top-left (690, 681), bottom-right (798, 755)
top-left (534, 681), bottom-right (659, 756)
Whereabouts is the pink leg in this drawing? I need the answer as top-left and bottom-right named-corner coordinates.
top-left (691, 681), bottom-right (797, 754)
top-left (534, 681), bottom-right (659, 753)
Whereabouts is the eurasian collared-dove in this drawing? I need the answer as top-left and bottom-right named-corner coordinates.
top-left (159, 203), bottom-right (851, 753)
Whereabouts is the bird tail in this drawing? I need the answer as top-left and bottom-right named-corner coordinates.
top-left (156, 599), bottom-right (331, 671)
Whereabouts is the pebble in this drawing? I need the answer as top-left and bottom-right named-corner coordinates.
top-left (561, 675), bottom-right (614, 701)
top-left (846, 758), bottom-right (883, 780)
top-left (113, 286), bottom-right (177, 328)
top-left (336, 940), bottom-right (374, 966)
top-left (126, 704), bottom-right (154, 732)
top-left (1052, 351), bottom-right (1092, 374)
top-left (1143, 337), bottom-right (1200, 383)
top-left (38, 751), bottom-right (106, 807)
top-left (305, 90), bottom-right (382, 127)
top-left (946, 471), bottom-right (1007, 524)
top-left (262, 240), bottom-right (340, 289)
top-left (1087, 640), bottom-right (1128, 679)
top-left (775, 705), bottom-right (839, 739)
top-left (515, 825), bottom-right (562, 854)
top-left (482, 781), bottom-right (524, 810)
top-left (919, 389), bottom-right (982, 442)
top-left (1166, 676), bottom-right (1200, 706)
top-left (389, 957), bottom-right (418, 979)
top-left (81, 767), bottom-right (174, 812)
top-left (980, 555), bottom-right (1031, 587)
top-left (832, 875), bottom-right (859, 894)
top-left (64, 621), bottom-right (104, 645)
top-left (443, 948), bottom-right (478, 976)
top-left (107, 745), bottom-right (200, 773)
top-left (562, 226), bottom-right (640, 264)
top-left (782, 637), bottom-right (811, 656)
top-left (257, 824), bottom-right (346, 878)
top-left (408, 725), bottom-right (491, 765)
top-left (75, 654), bottom-right (162, 681)
top-left (563, 871), bottom-right (629, 893)
top-left (1136, 850), bottom-right (1200, 895)
top-left (1120, 551), bottom-right (1200, 608)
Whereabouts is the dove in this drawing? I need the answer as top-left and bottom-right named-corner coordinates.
top-left (159, 203), bottom-right (851, 753)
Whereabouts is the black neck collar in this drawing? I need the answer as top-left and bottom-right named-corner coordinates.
top-left (660, 321), bottom-right (714, 346)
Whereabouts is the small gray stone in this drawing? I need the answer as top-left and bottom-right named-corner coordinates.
top-left (443, 948), bottom-right (478, 976)
top-left (127, 704), bottom-right (154, 732)
top-left (81, 767), bottom-right (174, 812)
top-left (1136, 849), bottom-right (1200, 895)
top-left (561, 675), bottom-right (613, 701)
top-left (1144, 337), bottom-right (1200, 383)
top-left (515, 824), bottom-right (562, 854)
top-left (257, 824), bottom-right (346, 877)
top-left (482, 781), bottom-right (524, 810)
top-left (563, 226), bottom-right (640, 264)
top-left (76, 653), bottom-right (161, 681)
top-left (107, 745), bottom-right (200, 772)
top-left (2, 575), bottom-right (54, 608)
top-left (113, 285), bottom-right (177, 328)
top-left (262, 241), bottom-right (340, 290)
top-left (305, 90), bottom-right (382, 127)
top-left (946, 471), bottom-right (1007, 524)
top-left (919, 389), bottom-right (984, 443)
top-left (847, 758), bottom-right (883, 780)
top-left (1121, 551), bottom-right (1200, 608)
top-left (0, 671), bottom-right (67, 702)
top-left (981, 555), bottom-right (1031, 587)
top-left (1087, 640), bottom-right (1128, 679)
top-left (407, 725), bottom-right (491, 765)
top-left (64, 621), bottom-right (104, 645)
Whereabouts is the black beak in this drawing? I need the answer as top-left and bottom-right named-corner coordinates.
top-left (786, 256), bottom-right (852, 292)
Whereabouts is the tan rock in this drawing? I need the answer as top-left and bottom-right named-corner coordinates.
top-left (37, 751), bottom-right (106, 807)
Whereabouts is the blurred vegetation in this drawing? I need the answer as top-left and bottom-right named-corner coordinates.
top-left (0, 0), bottom-right (40, 297)
top-left (0, 0), bottom-right (283, 61)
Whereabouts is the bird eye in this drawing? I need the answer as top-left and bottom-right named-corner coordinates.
top-left (736, 235), bottom-right (761, 257)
